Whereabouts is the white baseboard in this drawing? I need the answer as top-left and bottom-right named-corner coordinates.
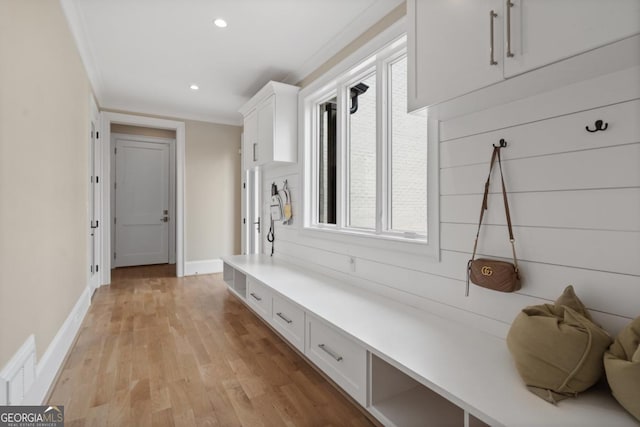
top-left (0, 376), bottom-right (5, 405)
top-left (22, 284), bottom-right (91, 405)
top-left (184, 259), bottom-right (223, 276)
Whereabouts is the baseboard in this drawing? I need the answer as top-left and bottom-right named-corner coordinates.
top-left (0, 335), bottom-right (36, 405)
top-left (22, 284), bottom-right (91, 405)
top-left (184, 259), bottom-right (223, 276)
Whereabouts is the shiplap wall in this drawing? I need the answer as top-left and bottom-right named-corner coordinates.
top-left (260, 65), bottom-right (640, 339)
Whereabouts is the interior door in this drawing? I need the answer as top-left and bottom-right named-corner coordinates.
top-left (246, 168), bottom-right (261, 254)
top-left (114, 139), bottom-right (170, 267)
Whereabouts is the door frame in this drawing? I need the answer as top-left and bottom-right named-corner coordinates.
top-left (88, 95), bottom-right (102, 292)
top-left (111, 133), bottom-right (176, 267)
top-left (101, 112), bottom-right (186, 282)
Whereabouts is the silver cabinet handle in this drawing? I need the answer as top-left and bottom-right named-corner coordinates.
top-left (250, 292), bottom-right (262, 301)
top-left (506, 0), bottom-right (515, 58)
top-left (489, 10), bottom-right (498, 65)
top-left (252, 142), bottom-right (258, 162)
top-left (276, 312), bottom-right (293, 324)
top-left (318, 344), bottom-right (343, 362)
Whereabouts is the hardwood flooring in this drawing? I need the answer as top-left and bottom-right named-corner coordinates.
top-left (47, 264), bottom-right (375, 427)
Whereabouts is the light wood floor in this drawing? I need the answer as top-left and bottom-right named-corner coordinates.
top-left (48, 264), bottom-right (375, 427)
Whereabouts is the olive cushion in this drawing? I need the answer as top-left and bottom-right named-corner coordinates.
top-left (507, 286), bottom-right (612, 403)
top-left (604, 316), bottom-right (640, 421)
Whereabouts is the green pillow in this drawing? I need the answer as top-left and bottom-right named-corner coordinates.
top-left (604, 316), bottom-right (640, 421)
top-left (507, 286), bottom-right (612, 403)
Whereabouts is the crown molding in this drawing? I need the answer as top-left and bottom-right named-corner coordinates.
top-left (60, 0), bottom-right (105, 102)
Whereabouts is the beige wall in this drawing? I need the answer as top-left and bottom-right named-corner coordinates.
top-left (185, 121), bottom-right (242, 260)
top-left (297, 2), bottom-right (406, 88)
top-left (0, 1), bottom-right (91, 366)
top-left (105, 110), bottom-right (243, 262)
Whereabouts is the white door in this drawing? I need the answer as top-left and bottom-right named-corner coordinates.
top-left (246, 168), bottom-right (261, 254)
top-left (114, 139), bottom-right (170, 267)
top-left (88, 117), bottom-right (101, 291)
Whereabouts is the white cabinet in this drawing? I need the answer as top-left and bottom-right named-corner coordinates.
top-left (271, 294), bottom-right (305, 353)
top-left (505, 0), bottom-right (640, 77)
top-left (408, 0), bottom-right (504, 111)
top-left (242, 110), bottom-right (258, 170)
top-left (239, 81), bottom-right (299, 168)
top-left (408, 0), bottom-right (640, 110)
top-left (306, 314), bottom-right (367, 406)
top-left (246, 278), bottom-right (272, 320)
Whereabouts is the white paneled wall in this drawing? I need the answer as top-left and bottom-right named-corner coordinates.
top-left (261, 66), bottom-right (640, 339)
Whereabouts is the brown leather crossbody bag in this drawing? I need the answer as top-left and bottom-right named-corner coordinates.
top-left (466, 142), bottom-right (520, 296)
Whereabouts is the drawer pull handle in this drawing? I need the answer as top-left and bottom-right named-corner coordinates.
top-left (489, 10), bottom-right (498, 66)
top-left (276, 312), bottom-right (293, 324)
top-left (506, 0), bottom-right (515, 58)
top-left (318, 344), bottom-right (343, 362)
top-left (250, 292), bottom-right (262, 301)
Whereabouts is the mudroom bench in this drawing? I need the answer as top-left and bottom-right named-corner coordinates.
top-left (221, 254), bottom-right (636, 427)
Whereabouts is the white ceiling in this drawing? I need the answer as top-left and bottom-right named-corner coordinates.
top-left (63, 0), bottom-right (404, 125)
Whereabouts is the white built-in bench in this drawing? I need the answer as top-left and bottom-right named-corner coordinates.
top-left (222, 254), bottom-right (637, 427)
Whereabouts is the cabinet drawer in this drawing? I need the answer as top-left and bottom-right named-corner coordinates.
top-left (306, 315), bottom-right (367, 406)
top-left (272, 295), bottom-right (305, 353)
top-left (246, 278), bottom-right (272, 320)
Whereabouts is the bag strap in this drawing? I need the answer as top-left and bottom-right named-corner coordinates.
top-left (470, 145), bottom-right (519, 270)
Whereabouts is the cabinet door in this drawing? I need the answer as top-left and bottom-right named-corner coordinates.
top-left (408, 0), bottom-right (504, 111)
top-left (257, 95), bottom-right (275, 166)
top-left (504, 0), bottom-right (640, 77)
top-left (243, 110), bottom-right (258, 169)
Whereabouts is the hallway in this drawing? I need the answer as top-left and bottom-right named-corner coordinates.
top-left (47, 265), bottom-right (374, 426)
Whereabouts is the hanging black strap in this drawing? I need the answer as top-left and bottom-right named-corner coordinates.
top-left (267, 219), bottom-right (275, 256)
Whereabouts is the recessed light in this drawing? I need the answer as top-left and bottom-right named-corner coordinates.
top-left (190, 84), bottom-right (199, 91)
top-left (213, 18), bottom-right (227, 28)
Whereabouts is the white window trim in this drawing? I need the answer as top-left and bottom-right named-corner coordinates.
top-left (299, 17), bottom-right (440, 259)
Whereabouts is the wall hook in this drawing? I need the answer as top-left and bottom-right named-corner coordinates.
top-left (586, 120), bottom-right (608, 133)
top-left (493, 138), bottom-right (507, 148)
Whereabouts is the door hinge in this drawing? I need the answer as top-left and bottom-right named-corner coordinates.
top-left (243, 218), bottom-right (246, 224)
top-left (114, 217), bottom-right (117, 224)
top-left (114, 252), bottom-right (116, 259)
top-left (90, 265), bottom-right (93, 273)
top-left (96, 176), bottom-right (99, 183)
top-left (243, 182), bottom-right (246, 189)
top-left (96, 131), bottom-right (99, 139)
top-left (114, 147), bottom-right (117, 154)
top-left (96, 265), bottom-right (99, 272)
top-left (114, 182), bottom-right (117, 189)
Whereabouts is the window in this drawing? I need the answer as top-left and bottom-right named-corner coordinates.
top-left (303, 35), bottom-right (438, 253)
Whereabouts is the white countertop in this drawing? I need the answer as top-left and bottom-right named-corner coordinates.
top-left (222, 254), bottom-right (638, 427)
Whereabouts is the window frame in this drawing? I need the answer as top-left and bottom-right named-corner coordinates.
top-left (300, 27), bottom-right (440, 259)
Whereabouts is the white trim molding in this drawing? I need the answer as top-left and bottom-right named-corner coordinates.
top-left (0, 335), bottom-right (36, 405)
top-left (0, 285), bottom-right (92, 406)
top-left (59, 0), bottom-right (105, 102)
top-left (101, 112), bottom-right (187, 282)
top-left (23, 285), bottom-right (91, 405)
top-left (185, 259), bottom-right (223, 276)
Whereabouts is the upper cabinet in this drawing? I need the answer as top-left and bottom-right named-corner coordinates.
top-left (408, 0), bottom-right (640, 111)
top-left (239, 81), bottom-right (299, 168)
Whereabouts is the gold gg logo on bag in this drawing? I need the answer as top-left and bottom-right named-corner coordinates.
top-left (481, 266), bottom-right (493, 276)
